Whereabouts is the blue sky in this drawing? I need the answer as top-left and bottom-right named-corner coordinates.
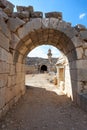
top-left (9, 0), bottom-right (87, 58)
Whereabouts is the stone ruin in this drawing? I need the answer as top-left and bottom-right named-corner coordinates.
top-left (0, 0), bottom-right (87, 119)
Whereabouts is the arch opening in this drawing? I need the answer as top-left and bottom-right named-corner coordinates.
top-left (14, 27), bottom-right (78, 102)
top-left (40, 65), bottom-right (47, 73)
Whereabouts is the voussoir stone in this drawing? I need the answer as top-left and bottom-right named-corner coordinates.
top-left (45, 12), bottom-right (62, 20)
top-left (18, 19), bottom-right (42, 39)
top-left (49, 18), bottom-right (59, 29)
top-left (10, 33), bottom-right (20, 49)
top-left (7, 17), bottom-right (25, 32)
top-left (0, 17), bottom-right (11, 39)
top-left (41, 18), bottom-right (50, 28)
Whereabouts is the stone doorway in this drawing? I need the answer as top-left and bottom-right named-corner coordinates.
top-left (40, 65), bottom-right (47, 73)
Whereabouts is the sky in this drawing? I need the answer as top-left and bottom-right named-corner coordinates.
top-left (9, 0), bottom-right (87, 58)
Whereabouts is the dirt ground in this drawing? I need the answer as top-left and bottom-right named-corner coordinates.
top-left (0, 74), bottom-right (87, 130)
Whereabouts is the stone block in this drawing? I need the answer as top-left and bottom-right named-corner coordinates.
top-left (16, 63), bottom-right (22, 72)
top-left (71, 36), bottom-right (83, 48)
top-left (0, 8), bottom-right (8, 21)
top-left (70, 60), bottom-right (87, 69)
top-left (41, 18), bottom-right (50, 28)
top-left (31, 11), bottom-right (43, 18)
top-left (71, 69), bottom-right (87, 81)
top-left (4, 7), bottom-right (13, 15)
top-left (24, 38), bottom-right (32, 46)
top-left (6, 1), bottom-right (14, 13)
top-left (5, 87), bottom-right (15, 103)
top-left (0, 0), bottom-right (6, 8)
top-left (10, 33), bottom-right (20, 49)
top-left (16, 6), bottom-right (34, 13)
top-left (12, 11), bottom-right (30, 19)
top-left (85, 49), bottom-right (87, 56)
top-left (49, 18), bottom-right (59, 29)
top-left (0, 62), bottom-right (9, 74)
top-left (7, 17), bottom-right (25, 32)
top-left (0, 87), bottom-right (5, 109)
top-left (45, 12), bottom-right (62, 20)
top-left (75, 24), bottom-right (86, 31)
top-left (30, 18), bottom-right (42, 30)
top-left (76, 47), bottom-right (83, 59)
top-left (17, 11), bottom-right (30, 19)
top-left (0, 17), bottom-right (11, 39)
top-left (0, 74), bottom-right (8, 88)
top-left (80, 30), bottom-right (87, 40)
top-left (9, 64), bottom-right (15, 75)
top-left (17, 21), bottom-right (32, 39)
top-left (0, 47), bottom-right (9, 62)
top-left (8, 53), bottom-right (14, 64)
top-left (0, 109), bottom-right (2, 119)
top-left (0, 31), bottom-right (9, 51)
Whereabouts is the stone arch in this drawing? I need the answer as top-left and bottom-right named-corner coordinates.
top-left (40, 65), bottom-right (48, 73)
top-left (0, 1), bottom-right (87, 119)
top-left (12, 18), bottom-right (79, 101)
top-left (8, 17), bottom-right (87, 105)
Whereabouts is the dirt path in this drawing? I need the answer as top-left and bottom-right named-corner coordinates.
top-left (0, 74), bottom-right (87, 130)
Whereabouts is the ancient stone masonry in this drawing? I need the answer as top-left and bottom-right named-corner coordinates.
top-left (0, 0), bottom-right (87, 118)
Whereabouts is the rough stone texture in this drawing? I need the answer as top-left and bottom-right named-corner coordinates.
top-left (0, 8), bottom-right (8, 20)
top-left (0, 17), bottom-right (11, 38)
top-left (0, 47), bottom-right (8, 62)
top-left (0, 87), bottom-right (5, 109)
top-left (16, 6), bottom-right (34, 13)
top-left (0, 0), bottom-right (6, 8)
top-left (76, 47), bottom-right (83, 59)
top-left (31, 11), bottom-right (43, 18)
top-left (75, 24), bottom-right (86, 31)
top-left (80, 30), bottom-right (87, 40)
top-left (0, 31), bottom-right (9, 51)
top-left (45, 12), bottom-right (62, 20)
top-left (7, 17), bottom-right (25, 32)
top-left (10, 33), bottom-right (20, 49)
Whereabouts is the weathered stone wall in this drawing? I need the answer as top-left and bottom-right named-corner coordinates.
top-left (0, 0), bottom-right (87, 118)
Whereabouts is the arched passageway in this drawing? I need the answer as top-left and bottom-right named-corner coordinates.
top-left (40, 65), bottom-right (47, 73)
top-left (0, 3), bottom-right (87, 118)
